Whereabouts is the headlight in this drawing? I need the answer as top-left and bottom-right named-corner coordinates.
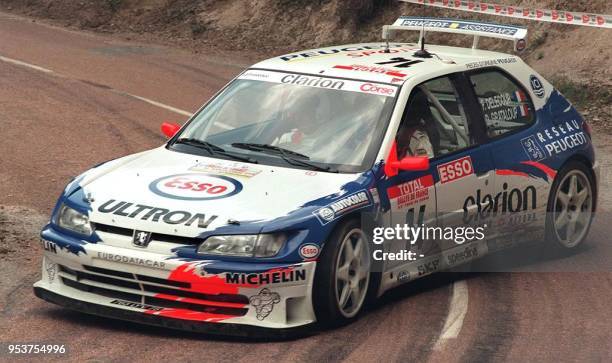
top-left (56, 204), bottom-right (93, 236)
top-left (198, 234), bottom-right (286, 257)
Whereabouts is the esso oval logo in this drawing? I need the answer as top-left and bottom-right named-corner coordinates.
top-left (359, 83), bottom-right (395, 96)
top-left (299, 244), bottom-right (320, 260)
top-left (149, 173), bottom-right (243, 201)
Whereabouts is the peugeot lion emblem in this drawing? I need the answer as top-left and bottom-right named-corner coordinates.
top-left (132, 230), bottom-right (152, 248)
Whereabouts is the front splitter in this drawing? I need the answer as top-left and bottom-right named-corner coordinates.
top-left (34, 287), bottom-right (314, 340)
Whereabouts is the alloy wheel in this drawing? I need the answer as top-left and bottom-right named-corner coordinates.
top-left (552, 169), bottom-right (593, 248)
top-left (334, 228), bottom-right (370, 318)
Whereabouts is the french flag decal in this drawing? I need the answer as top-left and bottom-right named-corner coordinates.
top-left (514, 90), bottom-right (530, 117)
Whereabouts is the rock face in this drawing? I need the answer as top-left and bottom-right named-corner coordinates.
top-left (0, 0), bottom-right (610, 117)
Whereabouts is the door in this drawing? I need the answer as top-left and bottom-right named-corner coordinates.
top-left (424, 74), bottom-right (496, 272)
top-left (466, 68), bottom-right (547, 251)
top-left (384, 74), bottom-right (495, 280)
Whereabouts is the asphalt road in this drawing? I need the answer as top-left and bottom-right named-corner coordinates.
top-left (0, 12), bottom-right (611, 363)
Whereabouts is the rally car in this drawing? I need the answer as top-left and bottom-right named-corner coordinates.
top-left (35, 17), bottom-right (599, 334)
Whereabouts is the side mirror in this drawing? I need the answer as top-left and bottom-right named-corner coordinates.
top-left (384, 142), bottom-right (430, 177)
top-left (161, 122), bottom-right (180, 138)
top-left (390, 156), bottom-right (429, 171)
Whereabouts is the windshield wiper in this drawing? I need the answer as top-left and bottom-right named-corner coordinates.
top-left (175, 138), bottom-right (257, 164)
top-left (231, 143), bottom-right (337, 173)
top-left (231, 143), bottom-right (310, 159)
top-left (176, 138), bottom-right (225, 152)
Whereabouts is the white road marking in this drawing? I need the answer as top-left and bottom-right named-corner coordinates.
top-left (124, 92), bottom-right (192, 117)
top-left (433, 280), bottom-right (469, 351)
top-left (0, 54), bottom-right (215, 124)
top-left (122, 94), bottom-right (231, 130)
top-left (0, 55), bottom-right (54, 73)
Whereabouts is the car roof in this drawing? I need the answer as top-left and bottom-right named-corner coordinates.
top-left (251, 42), bottom-right (520, 84)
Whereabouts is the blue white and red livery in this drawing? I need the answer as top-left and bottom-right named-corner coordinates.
top-left (35, 17), bottom-right (599, 334)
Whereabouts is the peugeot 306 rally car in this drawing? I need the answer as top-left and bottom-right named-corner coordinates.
top-left (35, 17), bottom-right (599, 335)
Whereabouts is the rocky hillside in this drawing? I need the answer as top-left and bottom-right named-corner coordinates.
top-left (1, 0), bottom-right (610, 126)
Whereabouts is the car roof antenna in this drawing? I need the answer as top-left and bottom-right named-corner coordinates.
top-left (413, 22), bottom-right (432, 58)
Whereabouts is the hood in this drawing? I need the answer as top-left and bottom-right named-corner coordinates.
top-left (67, 147), bottom-right (366, 237)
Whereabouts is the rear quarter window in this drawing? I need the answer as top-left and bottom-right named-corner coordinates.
top-left (469, 70), bottom-right (535, 138)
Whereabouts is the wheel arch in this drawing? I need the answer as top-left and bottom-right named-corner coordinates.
top-left (557, 153), bottom-right (598, 208)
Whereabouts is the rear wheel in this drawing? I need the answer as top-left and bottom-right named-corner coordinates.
top-left (313, 219), bottom-right (371, 326)
top-left (546, 161), bottom-right (595, 249)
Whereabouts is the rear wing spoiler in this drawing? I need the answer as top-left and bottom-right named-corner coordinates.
top-left (382, 16), bottom-right (528, 52)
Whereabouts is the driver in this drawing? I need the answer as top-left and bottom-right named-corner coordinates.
top-left (273, 94), bottom-right (323, 147)
top-left (396, 88), bottom-right (434, 158)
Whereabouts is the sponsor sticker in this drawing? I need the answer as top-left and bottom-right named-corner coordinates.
top-left (446, 245), bottom-right (479, 266)
top-left (149, 173), bottom-right (242, 201)
top-left (333, 64), bottom-right (407, 78)
top-left (437, 156), bottom-right (474, 184)
top-left (529, 75), bottom-right (545, 98)
top-left (359, 83), bottom-right (396, 96)
top-left (249, 288), bottom-right (280, 321)
top-left (45, 261), bottom-right (57, 283)
top-left (190, 161), bottom-right (262, 178)
top-left (521, 135), bottom-right (546, 161)
top-left (96, 252), bottom-right (167, 269)
top-left (313, 190), bottom-right (372, 225)
top-left (417, 257), bottom-right (441, 277)
top-left (397, 270), bottom-right (410, 282)
top-left (535, 120), bottom-right (587, 157)
top-left (387, 175), bottom-right (433, 210)
top-left (110, 299), bottom-right (163, 311)
top-left (397, 18), bottom-right (519, 36)
top-left (463, 183), bottom-right (537, 224)
top-left (299, 244), bottom-right (320, 260)
top-left (465, 57), bottom-right (518, 69)
top-left (239, 70), bottom-right (398, 97)
top-left (279, 44), bottom-right (407, 62)
top-left (226, 269), bottom-right (306, 285)
top-left (97, 199), bottom-right (218, 229)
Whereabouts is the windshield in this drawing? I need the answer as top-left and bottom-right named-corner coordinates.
top-left (171, 69), bottom-right (398, 173)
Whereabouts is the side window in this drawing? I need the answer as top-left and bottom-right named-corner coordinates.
top-left (469, 70), bottom-right (535, 138)
top-left (395, 76), bottom-right (474, 159)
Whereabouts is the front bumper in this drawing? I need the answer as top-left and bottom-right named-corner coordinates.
top-left (34, 287), bottom-right (310, 338)
top-left (35, 226), bottom-right (317, 333)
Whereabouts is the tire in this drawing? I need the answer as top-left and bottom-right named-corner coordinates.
top-left (545, 160), bottom-right (596, 249)
top-left (313, 219), bottom-right (373, 327)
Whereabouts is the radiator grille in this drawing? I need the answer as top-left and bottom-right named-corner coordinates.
top-left (58, 264), bottom-right (248, 317)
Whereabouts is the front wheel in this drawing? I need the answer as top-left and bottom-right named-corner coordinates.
top-left (313, 219), bottom-right (371, 326)
top-left (546, 161), bottom-right (596, 249)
